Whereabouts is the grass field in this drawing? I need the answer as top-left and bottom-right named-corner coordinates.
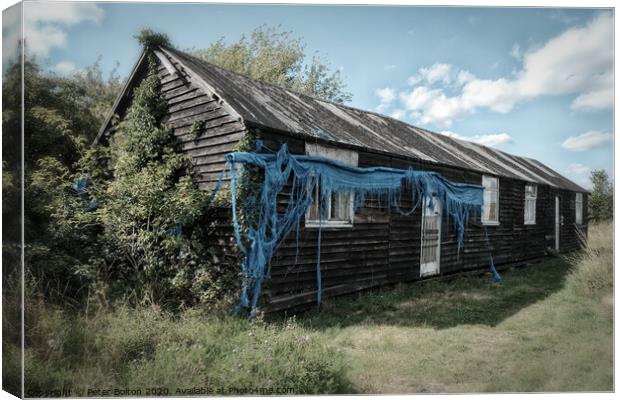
top-left (6, 223), bottom-right (613, 395)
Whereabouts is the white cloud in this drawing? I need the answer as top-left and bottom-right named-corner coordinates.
top-left (25, 25), bottom-right (66, 56)
top-left (385, 13), bottom-right (613, 126)
top-left (421, 63), bottom-right (452, 85)
top-left (516, 13), bottom-right (612, 100)
top-left (460, 78), bottom-right (518, 113)
top-left (52, 61), bottom-right (76, 75)
top-left (25, 3), bottom-right (103, 25)
top-left (390, 109), bottom-right (405, 120)
top-left (23, 2), bottom-right (104, 57)
top-left (571, 86), bottom-right (613, 111)
top-left (456, 70), bottom-right (475, 85)
top-left (399, 86), bottom-right (441, 111)
top-left (406, 75), bottom-right (421, 86)
top-left (475, 133), bottom-right (514, 147)
top-left (374, 87), bottom-right (396, 111)
top-left (440, 130), bottom-right (514, 147)
top-left (567, 163), bottom-right (590, 175)
top-left (383, 64), bottom-right (396, 71)
top-left (561, 130), bottom-right (613, 151)
top-left (407, 63), bottom-right (453, 87)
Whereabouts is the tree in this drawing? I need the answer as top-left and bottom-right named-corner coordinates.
top-left (588, 169), bottom-right (613, 223)
top-left (2, 54), bottom-right (122, 301)
top-left (191, 25), bottom-right (352, 103)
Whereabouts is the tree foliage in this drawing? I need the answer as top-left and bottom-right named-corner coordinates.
top-left (2, 56), bottom-right (121, 300)
top-left (192, 25), bottom-right (352, 103)
top-left (588, 170), bottom-right (613, 223)
top-left (135, 29), bottom-right (171, 50)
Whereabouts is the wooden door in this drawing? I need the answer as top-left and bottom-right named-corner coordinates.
top-left (420, 194), bottom-right (441, 277)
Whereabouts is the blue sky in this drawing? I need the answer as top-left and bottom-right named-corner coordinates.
top-left (5, 2), bottom-right (614, 189)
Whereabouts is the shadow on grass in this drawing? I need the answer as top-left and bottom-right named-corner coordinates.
top-left (269, 257), bottom-right (573, 331)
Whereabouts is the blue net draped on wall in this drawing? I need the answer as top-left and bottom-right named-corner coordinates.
top-left (217, 143), bottom-right (484, 317)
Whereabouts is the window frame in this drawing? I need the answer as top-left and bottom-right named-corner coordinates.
top-left (575, 192), bottom-right (583, 225)
top-left (524, 183), bottom-right (537, 225)
top-left (481, 175), bottom-right (500, 226)
top-left (304, 143), bottom-right (357, 229)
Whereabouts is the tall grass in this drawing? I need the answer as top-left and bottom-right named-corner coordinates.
top-left (566, 222), bottom-right (613, 297)
top-left (9, 223), bottom-right (613, 395)
top-left (19, 302), bottom-right (353, 396)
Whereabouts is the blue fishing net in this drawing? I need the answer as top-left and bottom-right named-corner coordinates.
top-left (216, 143), bottom-right (484, 317)
top-left (72, 175), bottom-right (97, 211)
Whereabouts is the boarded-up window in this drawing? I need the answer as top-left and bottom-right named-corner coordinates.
top-left (575, 193), bottom-right (583, 224)
top-left (305, 143), bottom-right (358, 227)
top-left (524, 184), bottom-right (537, 225)
top-left (482, 175), bottom-right (499, 225)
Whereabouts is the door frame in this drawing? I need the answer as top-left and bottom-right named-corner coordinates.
top-left (420, 194), bottom-right (442, 277)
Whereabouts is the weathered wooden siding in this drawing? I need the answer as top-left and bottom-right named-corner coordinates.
top-left (258, 131), bottom-right (583, 312)
top-left (153, 62), bottom-right (245, 189)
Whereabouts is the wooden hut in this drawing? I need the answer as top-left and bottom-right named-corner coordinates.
top-left (97, 45), bottom-right (588, 312)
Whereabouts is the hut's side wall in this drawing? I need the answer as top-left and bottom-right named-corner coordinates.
top-left (259, 131), bottom-right (585, 312)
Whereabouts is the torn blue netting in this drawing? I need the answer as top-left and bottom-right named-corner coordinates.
top-left (72, 175), bottom-right (97, 211)
top-left (483, 227), bottom-right (502, 283)
top-left (165, 222), bottom-right (182, 239)
top-left (212, 143), bottom-right (484, 317)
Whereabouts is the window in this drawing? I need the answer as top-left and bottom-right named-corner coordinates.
top-left (305, 143), bottom-right (357, 227)
top-left (481, 175), bottom-right (499, 225)
top-left (575, 193), bottom-right (583, 224)
top-left (524, 184), bottom-right (537, 225)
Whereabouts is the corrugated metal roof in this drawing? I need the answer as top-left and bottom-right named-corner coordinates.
top-left (162, 46), bottom-right (586, 192)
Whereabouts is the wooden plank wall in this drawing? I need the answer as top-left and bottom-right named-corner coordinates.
top-left (153, 62), bottom-right (246, 190)
top-left (258, 131), bottom-right (584, 311)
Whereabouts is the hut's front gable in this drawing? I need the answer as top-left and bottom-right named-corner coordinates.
top-left (97, 49), bottom-right (248, 191)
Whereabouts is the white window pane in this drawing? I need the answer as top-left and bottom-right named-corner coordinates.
top-left (489, 201), bottom-right (498, 221)
top-left (483, 176), bottom-right (498, 189)
top-left (482, 176), bottom-right (499, 224)
top-left (525, 184), bottom-right (537, 198)
top-left (310, 185), bottom-right (319, 220)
